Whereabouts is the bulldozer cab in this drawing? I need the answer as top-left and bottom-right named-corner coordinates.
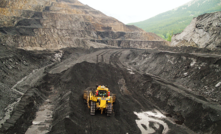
top-left (96, 85), bottom-right (110, 97)
top-left (98, 90), bottom-right (107, 97)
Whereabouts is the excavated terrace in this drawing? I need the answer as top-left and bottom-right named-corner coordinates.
top-left (1, 47), bottom-right (221, 134)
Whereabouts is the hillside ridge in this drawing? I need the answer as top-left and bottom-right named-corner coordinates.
top-left (129, 0), bottom-right (221, 38)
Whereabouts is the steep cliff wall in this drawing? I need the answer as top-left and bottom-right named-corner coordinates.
top-left (0, 0), bottom-right (167, 50)
top-left (171, 11), bottom-right (221, 50)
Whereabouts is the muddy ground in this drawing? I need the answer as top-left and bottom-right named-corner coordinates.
top-left (0, 45), bottom-right (221, 134)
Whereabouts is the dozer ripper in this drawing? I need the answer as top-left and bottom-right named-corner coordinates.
top-left (83, 85), bottom-right (116, 116)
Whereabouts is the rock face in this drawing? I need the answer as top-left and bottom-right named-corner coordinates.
top-left (171, 11), bottom-right (221, 50)
top-left (0, 0), bottom-right (167, 50)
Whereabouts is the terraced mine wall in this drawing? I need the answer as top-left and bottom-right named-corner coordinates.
top-left (0, 0), bottom-right (167, 50)
top-left (90, 40), bottom-right (167, 48)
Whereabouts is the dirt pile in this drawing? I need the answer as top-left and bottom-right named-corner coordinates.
top-left (1, 47), bottom-right (221, 134)
top-left (48, 62), bottom-right (196, 134)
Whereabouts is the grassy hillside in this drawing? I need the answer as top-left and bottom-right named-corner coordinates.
top-left (129, 0), bottom-right (221, 39)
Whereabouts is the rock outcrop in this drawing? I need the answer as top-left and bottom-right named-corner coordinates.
top-left (0, 0), bottom-right (167, 50)
top-left (171, 11), bottom-right (221, 50)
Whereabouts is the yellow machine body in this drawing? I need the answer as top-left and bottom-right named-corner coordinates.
top-left (83, 85), bottom-right (116, 116)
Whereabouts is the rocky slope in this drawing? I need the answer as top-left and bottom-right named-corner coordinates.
top-left (129, 0), bottom-right (221, 37)
top-left (0, 0), bottom-right (167, 50)
top-left (171, 11), bottom-right (221, 50)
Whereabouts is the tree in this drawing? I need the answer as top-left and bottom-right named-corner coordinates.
top-left (166, 31), bottom-right (173, 42)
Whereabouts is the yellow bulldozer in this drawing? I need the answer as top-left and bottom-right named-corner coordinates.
top-left (83, 85), bottom-right (116, 116)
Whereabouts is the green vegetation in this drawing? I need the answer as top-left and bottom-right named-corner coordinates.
top-left (128, 0), bottom-right (221, 38)
top-left (158, 31), bottom-right (173, 41)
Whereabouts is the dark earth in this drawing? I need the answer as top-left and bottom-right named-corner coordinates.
top-left (0, 44), bottom-right (221, 134)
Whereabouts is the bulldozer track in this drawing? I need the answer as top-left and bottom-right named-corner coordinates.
top-left (107, 103), bottom-right (112, 116)
top-left (90, 101), bottom-right (96, 115)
